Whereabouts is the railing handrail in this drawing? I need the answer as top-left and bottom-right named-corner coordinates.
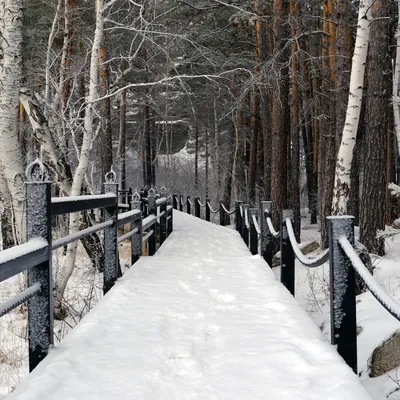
top-left (0, 167), bottom-right (174, 373)
top-left (285, 218), bottom-right (329, 268)
top-left (252, 214), bottom-right (261, 235)
top-left (51, 193), bottom-right (117, 216)
top-left (221, 203), bottom-right (235, 215)
top-left (207, 201), bottom-right (220, 214)
top-left (266, 216), bottom-right (280, 238)
top-left (339, 236), bottom-right (400, 321)
top-left (0, 238), bottom-right (48, 282)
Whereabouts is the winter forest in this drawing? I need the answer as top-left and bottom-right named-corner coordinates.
top-left (2, 0), bottom-right (400, 397)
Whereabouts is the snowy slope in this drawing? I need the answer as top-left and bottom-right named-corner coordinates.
top-left (8, 211), bottom-right (370, 399)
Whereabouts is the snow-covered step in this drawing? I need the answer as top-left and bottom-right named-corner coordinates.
top-left (9, 211), bottom-right (371, 399)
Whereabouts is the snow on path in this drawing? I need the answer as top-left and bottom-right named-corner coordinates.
top-left (9, 211), bottom-right (370, 399)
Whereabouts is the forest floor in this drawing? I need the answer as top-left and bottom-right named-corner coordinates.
top-left (0, 214), bottom-right (399, 398)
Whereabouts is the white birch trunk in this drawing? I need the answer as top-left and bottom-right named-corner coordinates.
top-left (393, 0), bottom-right (400, 157)
top-left (54, 0), bottom-right (104, 317)
top-left (19, 91), bottom-right (72, 196)
top-left (45, 0), bottom-right (64, 106)
top-left (332, 0), bottom-right (373, 215)
top-left (0, 0), bottom-right (26, 244)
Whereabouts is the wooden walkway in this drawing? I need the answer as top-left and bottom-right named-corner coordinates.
top-left (9, 211), bottom-right (371, 400)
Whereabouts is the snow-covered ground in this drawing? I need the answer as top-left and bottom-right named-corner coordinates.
top-left (1, 211), bottom-right (400, 398)
top-left (7, 211), bottom-right (369, 399)
top-left (0, 243), bottom-right (132, 398)
top-left (284, 217), bottom-right (400, 400)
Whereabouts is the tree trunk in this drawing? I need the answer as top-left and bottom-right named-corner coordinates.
top-left (335, 0), bottom-right (354, 148)
top-left (54, 0), bottom-right (104, 319)
top-left (271, 0), bottom-right (289, 226)
top-left (393, 0), bottom-right (400, 156)
top-left (98, 46), bottom-right (113, 187)
top-left (195, 120), bottom-right (199, 191)
top-left (119, 87), bottom-right (127, 191)
top-left (248, 91), bottom-right (259, 205)
top-left (143, 90), bottom-right (152, 188)
top-left (359, 0), bottom-right (391, 256)
top-left (318, 0), bottom-right (336, 248)
top-left (0, 0), bottom-right (25, 245)
top-left (290, 0), bottom-right (301, 240)
top-left (332, 0), bottom-right (373, 215)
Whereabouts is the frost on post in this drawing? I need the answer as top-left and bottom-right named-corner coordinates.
top-left (148, 188), bottom-right (156, 215)
top-left (132, 191), bottom-right (141, 210)
top-left (104, 165), bottom-right (117, 184)
top-left (25, 160), bottom-right (53, 371)
top-left (25, 158), bottom-right (51, 182)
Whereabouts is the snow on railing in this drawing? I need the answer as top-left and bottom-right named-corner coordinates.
top-left (1, 161), bottom-right (174, 372)
top-left (0, 282), bottom-right (41, 318)
top-left (207, 201), bottom-right (220, 214)
top-left (339, 236), bottom-right (400, 320)
top-left (266, 217), bottom-right (280, 238)
top-left (286, 218), bottom-right (329, 268)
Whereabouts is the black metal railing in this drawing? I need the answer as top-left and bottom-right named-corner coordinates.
top-left (0, 160), bottom-right (173, 372)
top-left (172, 194), bottom-right (400, 375)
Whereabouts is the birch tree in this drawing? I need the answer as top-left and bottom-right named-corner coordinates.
top-left (53, 0), bottom-right (105, 317)
top-left (331, 0), bottom-right (373, 215)
top-left (0, 0), bottom-right (26, 245)
top-left (393, 0), bottom-right (400, 157)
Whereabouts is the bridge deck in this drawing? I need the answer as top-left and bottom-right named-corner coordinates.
top-left (10, 211), bottom-right (370, 399)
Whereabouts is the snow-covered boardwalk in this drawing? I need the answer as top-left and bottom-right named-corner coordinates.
top-left (10, 211), bottom-right (370, 399)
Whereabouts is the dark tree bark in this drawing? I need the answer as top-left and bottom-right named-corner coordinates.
top-left (335, 0), bottom-right (354, 149)
top-left (195, 120), bottom-right (199, 191)
top-left (98, 46), bottom-right (113, 184)
top-left (318, 0), bottom-right (336, 248)
top-left (248, 90), bottom-right (259, 205)
top-left (271, 0), bottom-right (290, 227)
top-left (348, 145), bottom-right (360, 225)
top-left (359, 0), bottom-right (391, 256)
top-left (119, 88), bottom-right (127, 191)
top-left (223, 122), bottom-right (235, 210)
top-left (143, 89), bottom-right (152, 188)
top-left (290, 0), bottom-right (301, 240)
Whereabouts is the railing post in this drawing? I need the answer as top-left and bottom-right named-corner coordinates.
top-left (328, 216), bottom-right (357, 374)
top-left (148, 220), bottom-right (157, 256)
top-left (160, 200), bottom-right (168, 245)
top-left (280, 209), bottom-right (295, 296)
top-left (167, 191), bottom-right (173, 236)
top-left (187, 195), bottom-right (191, 214)
top-left (148, 188), bottom-right (156, 216)
top-left (25, 160), bottom-right (53, 372)
top-left (131, 192), bottom-right (142, 265)
top-left (173, 194), bottom-right (178, 210)
top-left (179, 194), bottom-right (183, 211)
top-left (160, 187), bottom-right (168, 242)
top-left (195, 197), bottom-right (201, 218)
top-left (261, 201), bottom-right (274, 267)
top-left (104, 169), bottom-right (119, 293)
top-left (148, 189), bottom-right (157, 255)
top-left (219, 201), bottom-right (225, 226)
top-left (168, 205), bottom-right (173, 235)
top-left (127, 188), bottom-right (133, 210)
top-left (249, 208), bottom-right (259, 255)
top-left (205, 197), bottom-right (211, 222)
top-left (235, 201), bottom-right (243, 234)
top-left (141, 189), bottom-right (148, 218)
top-left (242, 204), bottom-right (249, 247)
